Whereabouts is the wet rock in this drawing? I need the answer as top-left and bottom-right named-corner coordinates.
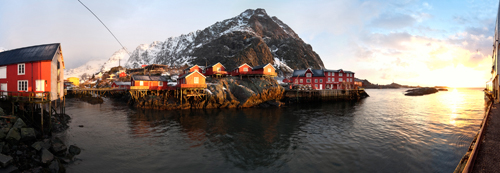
top-left (5, 128), bottom-right (21, 143)
top-left (405, 87), bottom-right (438, 96)
top-left (48, 159), bottom-right (59, 173)
top-left (68, 145), bottom-right (81, 156)
top-left (40, 148), bottom-right (54, 164)
top-left (20, 128), bottom-right (36, 141)
top-left (31, 141), bottom-right (44, 151)
top-left (0, 129), bottom-right (6, 140)
top-left (0, 154), bottom-right (13, 167)
top-left (50, 137), bottom-right (67, 156)
top-left (12, 118), bottom-right (27, 129)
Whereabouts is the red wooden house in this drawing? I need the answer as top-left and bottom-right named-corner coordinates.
top-left (183, 65), bottom-right (203, 75)
top-left (204, 62), bottom-right (228, 77)
top-left (131, 75), bottom-right (169, 90)
top-left (0, 43), bottom-right (65, 101)
top-left (292, 68), bottom-right (355, 90)
top-left (230, 63), bottom-right (252, 76)
top-left (111, 81), bottom-right (131, 89)
top-left (251, 63), bottom-right (277, 76)
top-left (177, 71), bottom-right (207, 88)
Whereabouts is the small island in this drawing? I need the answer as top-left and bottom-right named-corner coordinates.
top-left (404, 87), bottom-right (439, 96)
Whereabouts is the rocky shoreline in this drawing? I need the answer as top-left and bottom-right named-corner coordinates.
top-left (0, 106), bottom-right (79, 172)
top-left (404, 87), bottom-right (439, 96)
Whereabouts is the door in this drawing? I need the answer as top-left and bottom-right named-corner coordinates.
top-left (1, 83), bottom-right (6, 97)
top-left (320, 84), bottom-right (322, 90)
top-left (36, 80), bottom-right (45, 97)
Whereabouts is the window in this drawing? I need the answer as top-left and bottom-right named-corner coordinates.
top-left (268, 68), bottom-right (271, 72)
top-left (217, 67), bottom-right (221, 71)
top-left (306, 79), bottom-right (311, 83)
top-left (18, 63), bottom-right (25, 75)
top-left (306, 73), bottom-right (312, 77)
top-left (300, 79), bottom-right (303, 83)
top-left (18, 80), bottom-right (28, 91)
top-left (332, 73), bottom-right (334, 76)
top-left (328, 78), bottom-right (330, 82)
top-left (320, 79), bottom-right (323, 83)
top-left (159, 81), bottom-right (163, 86)
top-left (339, 78), bottom-right (343, 82)
top-left (140, 81), bottom-right (143, 86)
top-left (339, 73), bottom-right (343, 76)
top-left (194, 77), bottom-right (199, 84)
top-left (315, 84), bottom-right (318, 89)
top-left (315, 79), bottom-right (318, 83)
top-left (0, 66), bottom-right (6, 79)
top-left (328, 72), bottom-right (331, 76)
top-left (243, 68), bottom-right (248, 72)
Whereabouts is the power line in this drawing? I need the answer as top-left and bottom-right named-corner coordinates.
top-left (77, 0), bottom-right (130, 56)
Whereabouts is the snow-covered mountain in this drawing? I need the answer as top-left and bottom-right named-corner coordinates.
top-left (100, 48), bottom-right (130, 72)
top-left (65, 8), bottom-right (324, 78)
top-left (125, 8), bottom-right (324, 72)
top-left (64, 59), bottom-right (106, 79)
top-left (64, 48), bottom-right (129, 79)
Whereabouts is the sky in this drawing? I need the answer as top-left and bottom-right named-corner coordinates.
top-left (0, 0), bottom-right (498, 87)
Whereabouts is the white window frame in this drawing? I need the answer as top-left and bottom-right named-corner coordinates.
top-left (306, 73), bottom-right (312, 77)
top-left (332, 78), bottom-right (335, 82)
top-left (18, 80), bottom-right (28, 91)
top-left (194, 77), bottom-right (199, 84)
top-left (300, 79), bottom-right (303, 83)
top-left (339, 73), bottom-right (343, 77)
top-left (140, 81), bottom-right (144, 86)
top-left (315, 79), bottom-right (318, 83)
top-left (18, 63), bottom-right (25, 75)
top-left (159, 81), bottom-right (163, 86)
top-left (243, 68), bottom-right (248, 72)
top-left (217, 67), bottom-right (221, 72)
top-left (267, 68), bottom-right (271, 72)
top-left (0, 66), bottom-right (6, 79)
top-left (306, 79), bottom-right (311, 83)
top-left (328, 78), bottom-right (330, 82)
top-left (319, 79), bottom-right (323, 83)
top-left (332, 73), bottom-right (335, 76)
top-left (339, 78), bottom-right (343, 82)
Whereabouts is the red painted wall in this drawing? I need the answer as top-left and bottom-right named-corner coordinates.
top-left (205, 63), bottom-right (226, 76)
top-left (230, 64), bottom-right (252, 76)
top-left (131, 79), bottom-right (167, 90)
top-left (292, 69), bottom-right (355, 90)
top-left (0, 60), bottom-right (52, 94)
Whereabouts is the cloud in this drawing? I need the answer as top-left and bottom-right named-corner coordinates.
top-left (370, 12), bottom-right (417, 29)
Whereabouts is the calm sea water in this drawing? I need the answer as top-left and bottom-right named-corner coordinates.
top-left (61, 88), bottom-right (486, 173)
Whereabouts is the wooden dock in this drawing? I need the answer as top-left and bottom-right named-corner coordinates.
top-left (284, 89), bottom-right (364, 102)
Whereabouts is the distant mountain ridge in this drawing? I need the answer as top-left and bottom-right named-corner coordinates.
top-left (125, 8), bottom-right (324, 72)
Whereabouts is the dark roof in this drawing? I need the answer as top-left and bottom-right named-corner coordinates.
top-left (292, 69), bottom-right (325, 77)
top-left (292, 68), bottom-right (354, 77)
top-left (252, 63), bottom-right (275, 70)
top-left (0, 43), bottom-right (60, 66)
top-left (132, 75), bottom-right (168, 81)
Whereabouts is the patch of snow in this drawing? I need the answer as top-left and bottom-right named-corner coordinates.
top-left (205, 89), bottom-right (213, 95)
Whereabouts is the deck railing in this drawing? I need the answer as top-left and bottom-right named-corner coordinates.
top-left (177, 84), bottom-right (207, 88)
top-left (0, 91), bottom-right (51, 102)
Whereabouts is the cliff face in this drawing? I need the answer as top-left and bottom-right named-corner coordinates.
top-left (125, 8), bottom-right (324, 72)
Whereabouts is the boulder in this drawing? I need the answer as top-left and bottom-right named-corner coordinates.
top-left (68, 145), bottom-right (81, 156)
top-left (0, 154), bottom-right (13, 168)
top-left (48, 159), bottom-right (59, 173)
top-left (5, 128), bottom-right (21, 143)
top-left (31, 141), bottom-right (44, 151)
top-left (40, 148), bottom-right (54, 164)
top-left (20, 128), bottom-right (36, 141)
top-left (0, 129), bottom-right (6, 140)
top-left (12, 118), bottom-right (27, 129)
top-left (51, 137), bottom-right (67, 156)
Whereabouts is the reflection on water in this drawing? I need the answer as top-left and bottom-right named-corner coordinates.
top-left (63, 88), bottom-right (485, 173)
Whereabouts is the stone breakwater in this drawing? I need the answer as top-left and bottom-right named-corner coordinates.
top-left (0, 106), bottom-right (79, 172)
top-left (130, 77), bottom-right (285, 110)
